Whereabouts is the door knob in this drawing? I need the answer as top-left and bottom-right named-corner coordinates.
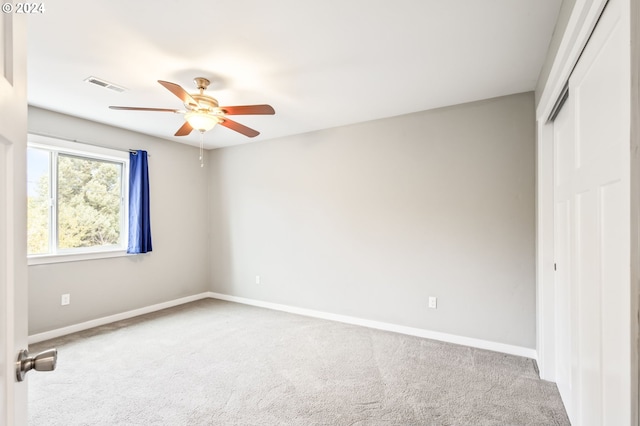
top-left (16, 348), bottom-right (57, 382)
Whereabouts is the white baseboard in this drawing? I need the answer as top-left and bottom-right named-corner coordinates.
top-left (29, 291), bottom-right (537, 360)
top-left (28, 292), bottom-right (211, 344)
top-left (208, 292), bottom-right (538, 360)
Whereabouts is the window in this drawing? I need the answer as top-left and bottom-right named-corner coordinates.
top-left (27, 134), bottom-right (129, 264)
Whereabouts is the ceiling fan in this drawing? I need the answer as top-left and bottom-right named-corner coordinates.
top-left (109, 77), bottom-right (275, 138)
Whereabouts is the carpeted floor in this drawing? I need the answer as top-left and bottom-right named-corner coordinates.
top-left (28, 298), bottom-right (569, 425)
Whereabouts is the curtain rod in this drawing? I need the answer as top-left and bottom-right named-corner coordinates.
top-left (28, 132), bottom-right (150, 156)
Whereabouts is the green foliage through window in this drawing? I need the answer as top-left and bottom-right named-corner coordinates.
top-left (27, 143), bottom-right (127, 256)
top-left (27, 147), bottom-right (50, 254)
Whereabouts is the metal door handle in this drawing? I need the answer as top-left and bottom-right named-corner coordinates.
top-left (16, 348), bottom-right (57, 382)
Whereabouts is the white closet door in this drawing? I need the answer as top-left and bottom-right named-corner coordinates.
top-left (552, 93), bottom-right (575, 419)
top-left (552, 0), bottom-right (631, 424)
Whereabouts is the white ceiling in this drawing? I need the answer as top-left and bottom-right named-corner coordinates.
top-left (27, 0), bottom-right (562, 149)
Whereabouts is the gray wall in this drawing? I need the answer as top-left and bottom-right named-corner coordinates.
top-left (208, 92), bottom-right (536, 348)
top-left (28, 107), bottom-right (210, 334)
top-left (536, 0), bottom-right (577, 106)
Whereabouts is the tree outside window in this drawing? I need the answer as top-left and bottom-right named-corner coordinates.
top-left (27, 143), bottom-right (127, 257)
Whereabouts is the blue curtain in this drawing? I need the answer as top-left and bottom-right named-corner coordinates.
top-left (127, 150), bottom-right (152, 254)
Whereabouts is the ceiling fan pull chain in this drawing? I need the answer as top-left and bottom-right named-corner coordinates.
top-left (200, 131), bottom-right (204, 168)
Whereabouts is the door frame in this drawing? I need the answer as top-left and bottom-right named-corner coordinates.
top-left (631, 0), bottom-right (640, 422)
top-left (535, 0), bottom-right (639, 423)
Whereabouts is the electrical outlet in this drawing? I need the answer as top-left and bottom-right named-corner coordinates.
top-left (255, 275), bottom-right (261, 284)
top-left (61, 294), bottom-right (70, 306)
top-left (428, 296), bottom-right (437, 309)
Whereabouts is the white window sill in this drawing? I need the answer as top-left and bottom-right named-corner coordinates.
top-left (28, 249), bottom-right (132, 265)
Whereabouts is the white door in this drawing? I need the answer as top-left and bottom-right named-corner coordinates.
top-left (0, 11), bottom-right (28, 426)
top-left (552, 0), bottom-right (631, 424)
top-left (552, 94), bottom-right (575, 418)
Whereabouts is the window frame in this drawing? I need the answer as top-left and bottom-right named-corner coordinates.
top-left (27, 134), bottom-right (130, 265)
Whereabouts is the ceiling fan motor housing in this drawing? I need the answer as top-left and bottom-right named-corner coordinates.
top-left (190, 94), bottom-right (219, 112)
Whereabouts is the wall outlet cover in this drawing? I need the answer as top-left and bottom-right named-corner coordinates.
top-left (428, 296), bottom-right (437, 309)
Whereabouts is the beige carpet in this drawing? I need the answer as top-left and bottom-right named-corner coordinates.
top-left (28, 298), bottom-right (569, 425)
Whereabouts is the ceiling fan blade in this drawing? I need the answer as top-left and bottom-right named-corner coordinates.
top-left (174, 121), bottom-right (194, 136)
top-left (218, 104), bottom-right (275, 115)
top-left (219, 117), bottom-right (260, 137)
top-left (109, 106), bottom-right (181, 112)
top-left (158, 80), bottom-right (198, 108)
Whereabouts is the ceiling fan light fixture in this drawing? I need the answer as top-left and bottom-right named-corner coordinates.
top-left (185, 111), bottom-right (218, 132)
top-left (109, 78), bottom-right (274, 141)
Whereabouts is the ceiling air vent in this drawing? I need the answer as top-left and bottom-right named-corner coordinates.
top-left (84, 76), bottom-right (126, 93)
